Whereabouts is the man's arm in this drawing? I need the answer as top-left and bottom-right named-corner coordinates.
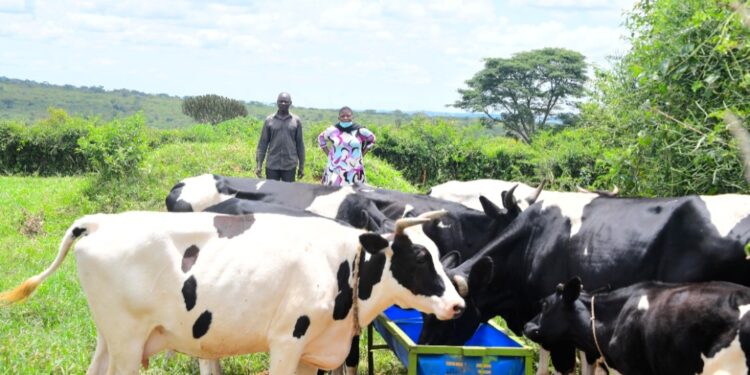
top-left (255, 120), bottom-right (271, 177)
top-left (296, 118), bottom-right (306, 178)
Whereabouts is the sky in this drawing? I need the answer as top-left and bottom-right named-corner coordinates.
top-left (0, 0), bottom-right (635, 113)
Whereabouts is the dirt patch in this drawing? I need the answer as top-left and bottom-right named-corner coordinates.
top-left (20, 208), bottom-right (45, 237)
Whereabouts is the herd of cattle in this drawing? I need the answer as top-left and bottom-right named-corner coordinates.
top-left (2, 174), bottom-right (750, 375)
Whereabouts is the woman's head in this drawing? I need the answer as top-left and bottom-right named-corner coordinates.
top-left (338, 106), bottom-right (353, 125)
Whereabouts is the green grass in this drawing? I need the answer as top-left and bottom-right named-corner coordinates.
top-left (0, 137), bottom-right (418, 373)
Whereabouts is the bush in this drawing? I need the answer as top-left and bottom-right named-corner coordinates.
top-left (0, 108), bottom-right (92, 175)
top-left (77, 113), bottom-right (150, 180)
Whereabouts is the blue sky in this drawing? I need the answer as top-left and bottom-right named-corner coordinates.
top-left (0, 0), bottom-right (634, 112)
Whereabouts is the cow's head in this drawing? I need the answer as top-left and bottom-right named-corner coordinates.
top-left (358, 213), bottom-right (465, 321)
top-left (523, 277), bottom-right (585, 347)
top-left (420, 187), bottom-right (525, 262)
top-left (166, 174), bottom-right (230, 212)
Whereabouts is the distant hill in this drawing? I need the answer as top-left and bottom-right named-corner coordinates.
top-left (0, 77), bottom-right (482, 129)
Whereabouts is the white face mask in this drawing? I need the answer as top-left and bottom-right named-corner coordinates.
top-left (339, 121), bottom-right (353, 128)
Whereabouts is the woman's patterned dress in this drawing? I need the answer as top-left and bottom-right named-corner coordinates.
top-left (318, 124), bottom-right (376, 186)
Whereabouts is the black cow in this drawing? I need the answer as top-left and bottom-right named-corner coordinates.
top-left (423, 192), bottom-right (750, 373)
top-left (525, 277), bottom-right (750, 375)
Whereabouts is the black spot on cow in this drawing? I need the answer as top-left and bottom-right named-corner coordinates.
top-left (333, 260), bottom-right (353, 320)
top-left (192, 310), bottom-right (212, 339)
top-left (345, 335), bottom-right (360, 367)
top-left (182, 245), bottom-right (200, 273)
top-left (182, 275), bottom-right (197, 311)
top-left (213, 214), bottom-right (255, 238)
top-left (293, 315), bottom-right (311, 338)
top-left (358, 249), bottom-right (385, 300)
top-left (740, 312), bottom-right (750, 372)
top-left (648, 205), bottom-right (662, 214)
top-left (72, 227), bottom-right (86, 237)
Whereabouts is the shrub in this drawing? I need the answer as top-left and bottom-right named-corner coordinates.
top-left (77, 113), bottom-right (150, 180)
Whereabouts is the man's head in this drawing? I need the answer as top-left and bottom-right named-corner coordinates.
top-left (276, 92), bottom-right (292, 114)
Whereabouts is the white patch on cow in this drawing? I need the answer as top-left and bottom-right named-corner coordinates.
top-left (739, 304), bottom-right (750, 319)
top-left (637, 295), bottom-right (649, 311)
top-left (306, 185), bottom-right (354, 218)
top-left (437, 221), bottom-right (451, 229)
top-left (403, 204), bottom-right (414, 217)
top-left (180, 174), bottom-right (235, 211)
top-left (428, 179), bottom-right (535, 211)
top-left (255, 180), bottom-right (267, 190)
top-left (540, 193), bottom-right (596, 237)
top-left (700, 336), bottom-right (748, 375)
top-left (584, 246), bottom-right (589, 256)
top-left (700, 194), bottom-right (750, 237)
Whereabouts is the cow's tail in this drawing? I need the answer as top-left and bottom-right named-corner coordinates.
top-left (0, 217), bottom-right (96, 304)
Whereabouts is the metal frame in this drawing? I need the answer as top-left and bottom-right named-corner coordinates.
top-left (367, 313), bottom-right (534, 375)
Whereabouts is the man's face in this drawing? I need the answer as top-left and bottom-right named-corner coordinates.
top-left (277, 95), bottom-right (291, 112)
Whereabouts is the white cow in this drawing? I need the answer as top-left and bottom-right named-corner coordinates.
top-left (0, 211), bottom-right (464, 375)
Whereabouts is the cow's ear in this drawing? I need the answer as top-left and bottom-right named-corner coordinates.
top-left (440, 251), bottom-right (462, 269)
top-left (468, 257), bottom-right (494, 290)
top-left (359, 233), bottom-right (389, 254)
top-left (360, 209), bottom-right (380, 232)
top-left (479, 196), bottom-right (507, 219)
top-left (562, 277), bottom-right (582, 305)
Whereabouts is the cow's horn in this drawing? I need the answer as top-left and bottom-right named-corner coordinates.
top-left (454, 275), bottom-right (469, 297)
top-left (418, 209), bottom-right (448, 220)
top-left (576, 185), bottom-right (591, 193)
top-left (394, 217), bottom-right (431, 235)
top-left (525, 180), bottom-right (546, 204)
top-left (611, 185), bottom-right (620, 196)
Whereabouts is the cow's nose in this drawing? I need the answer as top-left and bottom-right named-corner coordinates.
top-left (523, 322), bottom-right (539, 338)
top-left (452, 304), bottom-right (464, 319)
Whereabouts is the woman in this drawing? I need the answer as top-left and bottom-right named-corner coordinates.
top-left (318, 106), bottom-right (376, 186)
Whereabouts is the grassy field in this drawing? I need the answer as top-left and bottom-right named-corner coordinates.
top-left (0, 139), bottom-right (416, 373)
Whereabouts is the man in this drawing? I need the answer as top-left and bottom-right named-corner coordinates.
top-left (255, 92), bottom-right (305, 182)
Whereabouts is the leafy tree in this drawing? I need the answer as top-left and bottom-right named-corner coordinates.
top-left (454, 48), bottom-right (587, 143)
top-left (582, 0), bottom-right (750, 195)
top-left (182, 94), bottom-right (248, 125)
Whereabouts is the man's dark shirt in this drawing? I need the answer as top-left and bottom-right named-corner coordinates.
top-left (256, 113), bottom-right (305, 172)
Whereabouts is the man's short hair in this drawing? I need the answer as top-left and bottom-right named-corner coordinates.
top-left (339, 106), bottom-right (353, 115)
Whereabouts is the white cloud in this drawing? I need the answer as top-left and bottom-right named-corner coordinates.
top-left (0, 0), bottom-right (28, 13)
top-left (0, 0), bottom-right (637, 111)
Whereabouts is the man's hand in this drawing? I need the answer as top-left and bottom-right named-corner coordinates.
top-left (255, 168), bottom-right (262, 178)
top-left (297, 169), bottom-right (305, 179)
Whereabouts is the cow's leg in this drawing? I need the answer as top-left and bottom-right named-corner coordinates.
top-left (535, 349), bottom-right (550, 375)
top-left (268, 340), bottom-right (304, 375)
top-left (86, 332), bottom-right (109, 375)
top-left (199, 359), bottom-right (223, 375)
top-left (579, 351), bottom-right (594, 375)
top-left (345, 335), bottom-right (359, 375)
top-left (91, 315), bottom-right (150, 375)
top-left (296, 362), bottom-right (318, 375)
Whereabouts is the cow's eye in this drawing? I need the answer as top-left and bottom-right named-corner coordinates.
top-left (415, 249), bottom-right (429, 264)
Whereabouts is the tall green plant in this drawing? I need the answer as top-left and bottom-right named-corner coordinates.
top-left (182, 94), bottom-right (248, 125)
top-left (582, 0), bottom-right (750, 195)
top-left (78, 113), bottom-right (150, 180)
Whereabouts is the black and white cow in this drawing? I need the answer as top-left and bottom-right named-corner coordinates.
top-left (424, 192), bottom-right (750, 373)
top-left (166, 174), bottom-right (529, 261)
top-left (166, 174), bottom-right (532, 374)
top-left (524, 277), bottom-right (750, 375)
top-left (0, 211), bottom-right (464, 375)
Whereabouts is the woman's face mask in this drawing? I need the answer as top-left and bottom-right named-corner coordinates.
top-left (339, 121), bottom-right (353, 128)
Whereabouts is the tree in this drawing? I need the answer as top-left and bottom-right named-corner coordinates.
top-left (182, 94), bottom-right (248, 125)
top-left (454, 48), bottom-right (587, 143)
top-left (580, 0), bottom-right (750, 196)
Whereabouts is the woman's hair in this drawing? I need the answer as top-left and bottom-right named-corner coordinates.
top-left (339, 106), bottom-right (353, 115)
